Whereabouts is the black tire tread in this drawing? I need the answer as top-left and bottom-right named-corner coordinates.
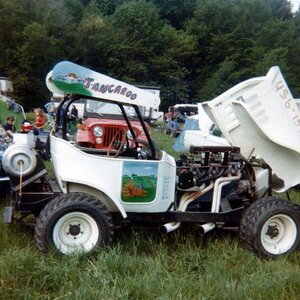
top-left (34, 192), bottom-right (114, 253)
top-left (239, 197), bottom-right (300, 258)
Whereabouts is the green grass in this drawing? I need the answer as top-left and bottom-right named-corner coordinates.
top-left (151, 124), bottom-right (184, 158)
top-left (0, 222), bottom-right (299, 299)
top-left (0, 126), bottom-right (300, 299)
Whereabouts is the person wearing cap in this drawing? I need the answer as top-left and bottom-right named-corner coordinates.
top-left (3, 116), bottom-right (16, 137)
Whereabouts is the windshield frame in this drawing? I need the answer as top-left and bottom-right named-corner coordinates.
top-left (55, 95), bottom-right (156, 159)
top-left (83, 98), bottom-right (139, 120)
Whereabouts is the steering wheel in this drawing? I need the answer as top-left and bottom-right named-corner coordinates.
top-left (107, 128), bottom-right (127, 158)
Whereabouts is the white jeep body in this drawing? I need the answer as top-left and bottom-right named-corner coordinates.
top-left (50, 134), bottom-right (176, 216)
top-left (3, 61), bottom-right (300, 258)
top-left (47, 61), bottom-right (177, 216)
top-left (202, 66), bottom-right (300, 192)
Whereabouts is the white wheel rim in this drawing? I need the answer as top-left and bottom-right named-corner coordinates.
top-left (53, 212), bottom-right (99, 255)
top-left (261, 214), bottom-right (297, 255)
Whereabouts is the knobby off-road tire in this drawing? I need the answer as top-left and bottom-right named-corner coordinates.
top-left (34, 193), bottom-right (114, 255)
top-left (239, 197), bottom-right (300, 259)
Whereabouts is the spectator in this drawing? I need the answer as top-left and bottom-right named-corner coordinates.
top-left (69, 105), bottom-right (78, 121)
top-left (45, 99), bottom-right (56, 117)
top-left (164, 106), bottom-right (174, 122)
top-left (3, 116), bottom-right (16, 137)
top-left (35, 108), bottom-right (45, 130)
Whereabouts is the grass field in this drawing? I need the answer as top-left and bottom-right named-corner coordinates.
top-left (0, 126), bottom-right (299, 299)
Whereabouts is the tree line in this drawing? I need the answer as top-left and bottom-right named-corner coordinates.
top-left (0, 0), bottom-right (299, 111)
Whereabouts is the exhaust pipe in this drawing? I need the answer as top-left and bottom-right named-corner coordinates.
top-left (198, 173), bottom-right (241, 236)
top-left (160, 182), bottom-right (214, 234)
top-left (199, 222), bottom-right (215, 235)
top-left (159, 222), bottom-right (181, 235)
top-left (161, 173), bottom-right (241, 235)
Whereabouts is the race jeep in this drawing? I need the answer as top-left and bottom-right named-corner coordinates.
top-left (2, 61), bottom-right (300, 258)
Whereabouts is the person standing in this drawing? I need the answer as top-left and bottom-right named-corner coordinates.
top-left (34, 108), bottom-right (45, 130)
top-left (45, 99), bottom-right (56, 118)
top-left (70, 105), bottom-right (78, 121)
top-left (3, 116), bottom-right (16, 137)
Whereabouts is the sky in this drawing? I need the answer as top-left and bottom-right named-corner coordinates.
top-left (290, 0), bottom-right (300, 12)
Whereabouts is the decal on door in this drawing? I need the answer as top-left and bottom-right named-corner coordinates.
top-left (121, 161), bottom-right (158, 203)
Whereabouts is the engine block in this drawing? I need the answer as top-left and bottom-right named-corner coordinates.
top-left (176, 146), bottom-right (243, 190)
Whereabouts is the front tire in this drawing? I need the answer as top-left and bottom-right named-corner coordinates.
top-left (35, 193), bottom-right (114, 255)
top-left (239, 197), bottom-right (300, 259)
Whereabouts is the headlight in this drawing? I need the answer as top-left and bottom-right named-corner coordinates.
top-left (93, 126), bottom-right (103, 137)
top-left (95, 137), bottom-right (102, 144)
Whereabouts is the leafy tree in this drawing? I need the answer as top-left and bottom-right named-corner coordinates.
top-left (96, 0), bottom-right (129, 15)
top-left (10, 22), bottom-right (61, 109)
top-left (186, 0), bottom-right (298, 101)
top-left (73, 1), bottom-right (121, 72)
top-left (62, 0), bottom-right (85, 20)
top-left (151, 24), bottom-right (197, 106)
top-left (110, 1), bottom-right (163, 82)
top-left (267, 0), bottom-right (293, 19)
top-left (0, 0), bottom-right (299, 108)
top-left (0, 0), bottom-right (61, 108)
top-left (151, 0), bottom-right (197, 29)
top-left (111, 1), bottom-right (197, 106)
top-left (286, 12), bottom-right (300, 96)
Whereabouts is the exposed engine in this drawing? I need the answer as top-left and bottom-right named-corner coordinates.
top-left (176, 146), bottom-right (243, 190)
top-left (175, 146), bottom-right (256, 213)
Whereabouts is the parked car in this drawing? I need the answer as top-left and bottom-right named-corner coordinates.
top-left (164, 104), bottom-right (198, 137)
top-left (74, 99), bottom-right (151, 153)
top-left (172, 105), bottom-right (229, 152)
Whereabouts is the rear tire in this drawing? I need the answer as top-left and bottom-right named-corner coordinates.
top-left (239, 197), bottom-right (300, 258)
top-left (35, 193), bottom-right (114, 255)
